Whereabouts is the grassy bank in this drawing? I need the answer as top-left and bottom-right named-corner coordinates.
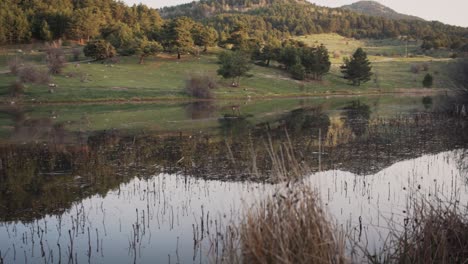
top-left (0, 34), bottom-right (457, 104)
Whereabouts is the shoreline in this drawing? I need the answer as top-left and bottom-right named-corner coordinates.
top-left (0, 88), bottom-right (449, 106)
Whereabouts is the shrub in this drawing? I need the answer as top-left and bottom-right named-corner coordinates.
top-left (410, 64), bottom-right (422, 74)
top-left (45, 41), bottom-right (66, 74)
top-left (185, 74), bottom-right (217, 99)
top-left (72, 47), bottom-right (81, 61)
top-left (422, 62), bottom-right (430, 71)
top-left (333, 50), bottom-right (341, 59)
top-left (8, 57), bottom-right (24, 75)
top-left (17, 65), bottom-right (50, 85)
top-left (84, 40), bottom-right (116, 60)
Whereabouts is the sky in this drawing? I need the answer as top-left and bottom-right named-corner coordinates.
top-left (123, 0), bottom-right (468, 27)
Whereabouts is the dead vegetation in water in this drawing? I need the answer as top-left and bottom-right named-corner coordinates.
top-left (211, 186), bottom-right (347, 264)
top-left (363, 199), bottom-right (468, 264)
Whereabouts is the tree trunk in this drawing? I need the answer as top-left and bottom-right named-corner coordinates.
top-left (203, 46), bottom-right (208, 52)
top-left (139, 55), bottom-right (145, 64)
top-left (177, 49), bottom-right (181, 60)
top-left (266, 59), bottom-right (270, 67)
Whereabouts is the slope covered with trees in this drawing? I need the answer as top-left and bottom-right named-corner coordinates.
top-left (341, 1), bottom-right (424, 21)
top-left (1, 0), bottom-right (467, 52)
top-left (162, 0), bottom-right (468, 50)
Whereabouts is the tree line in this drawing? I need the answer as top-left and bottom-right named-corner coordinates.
top-left (1, 0), bottom-right (468, 52)
top-left (162, 0), bottom-right (468, 51)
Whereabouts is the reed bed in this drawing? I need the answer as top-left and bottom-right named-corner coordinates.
top-left (366, 199), bottom-right (468, 264)
top-left (213, 186), bottom-right (347, 264)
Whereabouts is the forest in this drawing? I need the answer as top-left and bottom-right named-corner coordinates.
top-left (1, 0), bottom-right (468, 52)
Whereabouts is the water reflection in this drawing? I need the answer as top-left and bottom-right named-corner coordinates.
top-left (0, 150), bottom-right (466, 264)
top-left (282, 107), bottom-right (330, 137)
top-left (185, 101), bottom-right (216, 120)
top-left (342, 100), bottom-right (371, 137)
top-left (0, 97), bottom-right (467, 263)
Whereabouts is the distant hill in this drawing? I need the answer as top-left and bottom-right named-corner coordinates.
top-left (156, 0), bottom-right (467, 50)
top-left (159, 0), bottom-right (309, 19)
top-left (341, 1), bottom-right (424, 21)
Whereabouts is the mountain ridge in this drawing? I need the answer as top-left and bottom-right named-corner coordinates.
top-left (340, 1), bottom-right (424, 21)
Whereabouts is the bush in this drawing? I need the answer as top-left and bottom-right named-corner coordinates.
top-left (410, 64), bottom-right (422, 74)
top-left (333, 50), bottom-right (341, 59)
top-left (290, 63), bottom-right (306, 80)
top-left (72, 47), bottom-right (81, 61)
top-left (185, 74), bottom-right (217, 99)
top-left (17, 65), bottom-right (50, 85)
top-left (8, 57), bottom-right (24, 75)
top-left (83, 40), bottom-right (116, 60)
top-left (422, 62), bottom-right (430, 71)
top-left (46, 46), bottom-right (66, 74)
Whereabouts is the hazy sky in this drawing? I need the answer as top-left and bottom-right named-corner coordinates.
top-left (123, 0), bottom-right (468, 27)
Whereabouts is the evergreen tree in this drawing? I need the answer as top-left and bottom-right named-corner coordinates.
top-left (192, 24), bottom-right (218, 52)
top-left (278, 46), bottom-right (301, 70)
top-left (217, 51), bottom-right (251, 87)
top-left (102, 22), bottom-right (135, 51)
top-left (423, 73), bottom-right (434, 88)
top-left (314, 44), bottom-right (331, 80)
top-left (165, 17), bottom-right (195, 59)
top-left (226, 23), bottom-right (249, 51)
top-left (69, 8), bottom-right (102, 43)
top-left (252, 41), bottom-right (281, 67)
top-left (40, 21), bottom-right (53, 41)
top-left (341, 48), bottom-right (372, 86)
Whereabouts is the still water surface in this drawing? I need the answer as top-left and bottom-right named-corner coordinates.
top-left (0, 95), bottom-right (467, 263)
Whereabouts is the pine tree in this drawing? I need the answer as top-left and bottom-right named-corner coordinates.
top-left (423, 73), bottom-right (434, 88)
top-left (40, 21), bottom-right (53, 41)
top-left (165, 17), bottom-right (195, 59)
top-left (341, 48), bottom-right (372, 86)
top-left (192, 24), bottom-right (218, 52)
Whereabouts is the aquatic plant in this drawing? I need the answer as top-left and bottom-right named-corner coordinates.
top-left (211, 185), bottom-right (346, 264)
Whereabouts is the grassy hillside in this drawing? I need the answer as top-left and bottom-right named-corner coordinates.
top-left (0, 34), bottom-right (457, 103)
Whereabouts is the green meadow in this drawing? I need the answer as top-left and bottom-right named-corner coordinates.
top-left (0, 34), bottom-right (457, 104)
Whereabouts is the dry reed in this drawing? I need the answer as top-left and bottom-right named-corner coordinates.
top-left (368, 199), bottom-right (468, 264)
top-left (214, 186), bottom-right (347, 264)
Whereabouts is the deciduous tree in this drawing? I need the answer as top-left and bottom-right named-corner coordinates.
top-left (136, 40), bottom-right (163, 64)
top-left (83, 40), bottom-right (116, 60)
top-left (217, 51), bottom-right (251, 87)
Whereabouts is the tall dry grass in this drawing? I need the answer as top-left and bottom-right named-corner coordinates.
top-left (395, 201), bottom-right (468, 263)
top-left (365, 199), bottom-right (468, 264)
top-left (213, 186), bottom-right (347, 264)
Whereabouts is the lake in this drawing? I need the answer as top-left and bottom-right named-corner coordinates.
top-left (0, 94), bottom-right (467, 263)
